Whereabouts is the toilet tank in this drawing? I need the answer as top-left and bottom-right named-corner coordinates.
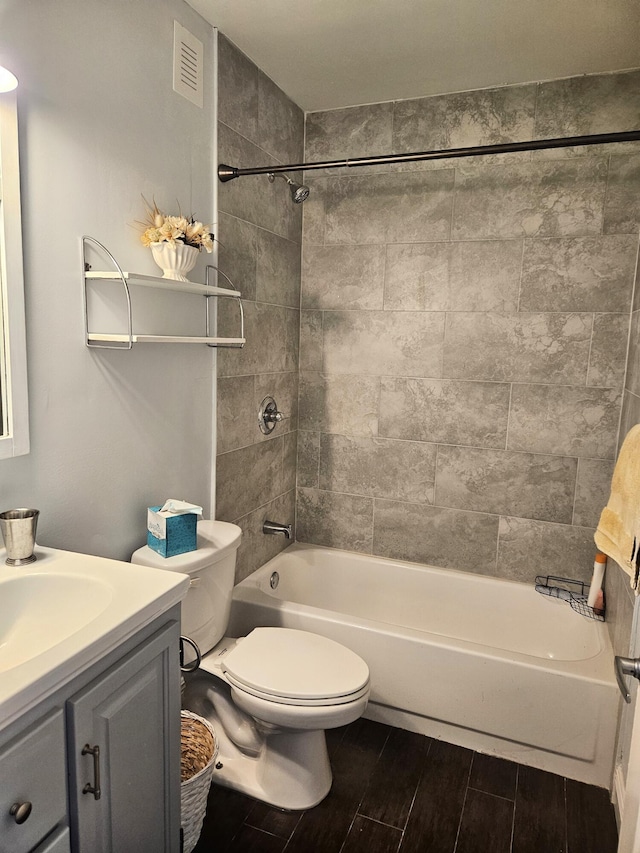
top-left (131, 520), bottom-right (241, 654)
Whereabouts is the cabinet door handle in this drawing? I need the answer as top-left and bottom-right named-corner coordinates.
top-left (82, 743), bottom-right (102, 800)
top-left (9, 801), bottom-right (32, 824)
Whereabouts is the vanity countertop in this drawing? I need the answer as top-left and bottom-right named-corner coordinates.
top-left (0, 545), bottom-right (189, 731)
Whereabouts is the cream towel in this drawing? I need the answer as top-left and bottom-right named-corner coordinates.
top-left (594, 423), bottom-right (640, 593)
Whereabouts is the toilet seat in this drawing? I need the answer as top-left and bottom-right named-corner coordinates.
top-left (225, 674), bottom-right (371, 707)
top-left (222, 627), bottom-right (370, 706)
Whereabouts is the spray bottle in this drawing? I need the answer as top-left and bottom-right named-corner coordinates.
top-left (587, 552), bottom-right (607, 611)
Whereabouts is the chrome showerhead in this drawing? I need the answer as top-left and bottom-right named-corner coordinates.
top-left (268, 172), bottom-right (310, 204)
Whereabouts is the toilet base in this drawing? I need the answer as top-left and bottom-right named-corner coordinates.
top-left (183, 672), bottom-right (333, 810)
top-left (210, 709), bottom-right (332, 810)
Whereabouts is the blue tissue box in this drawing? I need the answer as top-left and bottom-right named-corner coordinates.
top-left (147, 506), bottom-right (197, 558)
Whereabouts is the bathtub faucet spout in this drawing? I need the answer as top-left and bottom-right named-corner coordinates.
top-left (263, 520), bottom-right (292, 539)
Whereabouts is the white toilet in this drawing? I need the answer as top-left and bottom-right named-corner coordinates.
top-left (131, 520), bottom-right (370, 810)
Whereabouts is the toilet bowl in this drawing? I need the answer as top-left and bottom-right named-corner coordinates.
top-left (131, 520), bottom-right (370, 810)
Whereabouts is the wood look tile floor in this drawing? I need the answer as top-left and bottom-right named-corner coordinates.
top-left (193, 719), bottom-right (618, 853)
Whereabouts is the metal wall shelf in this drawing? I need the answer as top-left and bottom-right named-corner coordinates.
top-left (82, 236), bottom-right (245, 350)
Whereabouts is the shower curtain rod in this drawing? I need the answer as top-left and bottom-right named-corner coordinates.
top-left (218, 129), bottom-right (640, 182)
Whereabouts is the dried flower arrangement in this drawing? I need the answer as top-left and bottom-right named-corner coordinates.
top-left (137, 197), bottom-right (214, 253)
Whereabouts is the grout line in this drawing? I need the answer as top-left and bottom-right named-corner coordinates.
top-left (452, 758), bottom-right (474, 853)
top-left (465, 786), bottom-right (517, 804)
top-left (563, 776), bottom-right (569, 853)
top-left (354, 812), bottom-right (405, 831)
top-left (337, 812), bottom-right (359, 853)
top-left (509, 764), bottom-right (519, 853)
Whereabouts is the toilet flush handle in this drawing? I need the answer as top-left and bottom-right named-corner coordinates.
top-left (180, 636), bottom-right (202, 673)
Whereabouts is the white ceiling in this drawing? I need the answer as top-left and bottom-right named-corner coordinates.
top-left (187, 0), bottom-right (640, 113)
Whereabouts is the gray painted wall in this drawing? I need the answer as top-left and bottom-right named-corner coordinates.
top-left (0, 0), bottom-right (216, 560)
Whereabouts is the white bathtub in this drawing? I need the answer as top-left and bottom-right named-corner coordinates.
top-left (228, 544), bottom-right (619, 788)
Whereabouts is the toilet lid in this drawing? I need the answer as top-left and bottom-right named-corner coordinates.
top-left (222, 628), bottom-right (370, 701)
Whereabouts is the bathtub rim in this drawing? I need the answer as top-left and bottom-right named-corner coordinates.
top-left (233, 542), bottom-right (615, 683)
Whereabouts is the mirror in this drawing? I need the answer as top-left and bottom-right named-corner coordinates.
top-left (0, 85), bottom-right (29, 458)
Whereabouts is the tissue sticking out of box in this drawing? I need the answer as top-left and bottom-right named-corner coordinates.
top-left (147, 500), bottom-right (203, 558)
top-left (158, 499), bottom-right (203, 516)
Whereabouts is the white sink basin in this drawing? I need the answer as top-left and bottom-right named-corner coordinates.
top-left (0, 545), bottom-right (189, 731)
top-left (0, 573), bottom-right (113, 671)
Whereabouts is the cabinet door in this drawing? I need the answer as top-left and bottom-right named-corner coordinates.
top-left (67, 621), bottom-right (181, 853)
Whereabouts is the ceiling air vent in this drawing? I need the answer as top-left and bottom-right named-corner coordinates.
top-left (173, 21), bottom-right (203, 108)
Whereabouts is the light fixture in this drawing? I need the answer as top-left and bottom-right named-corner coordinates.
top-left (0, 65), bottom-right (18, 93)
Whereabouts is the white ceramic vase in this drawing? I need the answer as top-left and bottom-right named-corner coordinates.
top-left (150, 242), bottom-right (199, 282)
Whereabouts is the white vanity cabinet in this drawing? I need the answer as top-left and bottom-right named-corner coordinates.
top-left (0, 608), bottom-right (182, 853)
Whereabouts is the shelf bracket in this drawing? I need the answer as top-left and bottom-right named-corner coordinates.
top-left (82, 236), bottom-right (133, 349)
top-left (205, 266), bottom-right (245, 348)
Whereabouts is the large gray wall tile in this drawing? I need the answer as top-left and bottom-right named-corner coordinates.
top-left (283, 431), bottom-right (298, 492)
top-left (217, 212), bottom-right (257, 301)
top-left (436, 446), bottom-right (577, 523)
top-left (302, 245), bottom-right (386, 310)
top-left (319, 434), bottom-right (437, 504)
top-left (384, 240), bottom-right (522, 312)
top-left (620, 392), bottom-right (640, 453)
top-left (497, 516), bottom-right (595, 583)
top-left (297, 430), bottom-right (320, 489)
top-left (306, 103), bottom-right (394, 164)
top-left (443, 312), bottom-right (591, 383)
top-left (508, 384), bottom-right (621, 458)
top-left (452, 158), bottom-right (608, 239)
top-left (519, 235), bottom-right (637, 313)
top-left (627, 310), bottom-right (640, 397)
top-left (373, 500), bottom-right (499, 573)
top-left (217, 374), bottom-right (256, 454)
top-left (574, 458), bottom-right (614, 529)
top-left (299, 310), bottom-right (323, 372)
top-left (233, 490), bottom-right (296, 583)
top-left (218, 301), bottom-right (299, 377)
top-left (604, 155), bottom-right (640, 235)
top-left (257, 71), bottom-right (304, 165)
top-left (322, 311), bottom-right (444, 377)
top-left (216, 438), bottom-right (286, 521)
top-left (393, 85), bottom-right (536, 153)
top-left (588, 313), bottom-right (630, 389)
top-left (323, 169), bottom-right (455, 244)
top-left (217, 35), bottom-right (258, 141)
top-left (256, 229), bottom-right (301, 308)
top-left (297, 488), bottom-right (374, 552)
top-left (535, 71), bottom-right (640, 139)
top-left (379, 377), bottom-right (509, 449)
top-left (299, 372), bottom-right (380, 436)
top-left (383, 242), bottom-right (449, 311)
top-left (301, 178), bottom-right (327, 245)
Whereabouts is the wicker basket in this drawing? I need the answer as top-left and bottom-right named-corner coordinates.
top-left (180, 710), bottom-right (218, 853)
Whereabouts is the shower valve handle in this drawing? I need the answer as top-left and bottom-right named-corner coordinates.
top-left (259, 396), bottom-right (287, 434)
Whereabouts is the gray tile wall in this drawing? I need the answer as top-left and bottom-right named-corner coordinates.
top-left (298, 69), bottom-right (640, 590)
top-left (216, 35), bottom-right (303, 581)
